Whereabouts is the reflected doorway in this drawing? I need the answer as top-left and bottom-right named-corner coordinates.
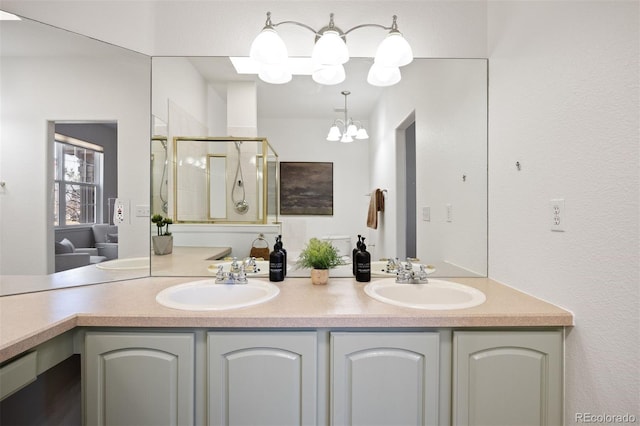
top-left (395, 112), bottom-right (416, 260)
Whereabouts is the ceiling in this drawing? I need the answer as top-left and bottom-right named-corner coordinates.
top-left (187, 56), bottom-right (384, 121)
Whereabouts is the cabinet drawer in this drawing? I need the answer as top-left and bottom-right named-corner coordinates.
top-left (0, 351), bottom-right (37, 400)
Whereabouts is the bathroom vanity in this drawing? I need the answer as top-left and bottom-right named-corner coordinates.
top-left (0, 276), bottom-right (572, 426)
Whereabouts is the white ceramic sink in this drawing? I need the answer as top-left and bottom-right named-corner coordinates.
top-left (370, 260), bottom-right (436, 277)
top-left (156, 279), bottom-right (279, 311)
top-left (364, 278), bottom-right (486, 310)
top-left (96, 257), bottom-right (149, 270)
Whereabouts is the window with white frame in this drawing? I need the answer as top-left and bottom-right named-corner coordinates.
top-left (54, 134), bottom-right (103, 227)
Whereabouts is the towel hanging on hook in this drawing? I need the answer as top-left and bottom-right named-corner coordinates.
top-left (366, 188), bottom-right (386, 229)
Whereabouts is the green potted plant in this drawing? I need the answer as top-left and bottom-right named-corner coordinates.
top-left (296, 238), bottom-right (344, 285)
top-left (151, 214), bottom-right (173, 255)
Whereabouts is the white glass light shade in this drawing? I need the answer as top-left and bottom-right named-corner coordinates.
top-left (312, 30), bottom-right (349, 66)
top-left (374, 31), bottom-right (413, 67)
top-left (367, 63), bottom-right (401, 87)
top-left (326, 125), bottom-right (342, 141)
top-left (258, 64), bottom-right (292, 84)
top-left (340, 133), bottom-right (354, 143)
top-left (312, 64), bottom-right (346, 85)
top-left (250, 28), bottom-right (288, 65)
top-left (346, 123), bottom-right (358, 137)
top-left (356, 128), bottom-right (369, 139)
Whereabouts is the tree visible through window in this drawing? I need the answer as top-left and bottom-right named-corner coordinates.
top-left (54, 136), bottom-right (103, 227)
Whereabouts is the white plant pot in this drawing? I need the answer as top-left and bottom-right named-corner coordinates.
top-left (152, 235), bottom-right (173, 255)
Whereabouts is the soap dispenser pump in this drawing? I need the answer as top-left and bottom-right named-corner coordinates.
top-left (352, 235), bottom-right (362, 276)
top-left (355, 237), bottom-right (371, 282)
top-left (269, 237), bottom-right (285, 282)
top-left (277, 234), bottom-right (287, 277)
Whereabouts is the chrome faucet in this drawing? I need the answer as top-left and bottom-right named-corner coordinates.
top-left (242, 256), bottom-right (258, 273)
top-left (384, 257), bottom-right (401, 273)
top-left (215, 258), bottom-right (248, 284)
top-left (395, 258), bottom-right (429, 284)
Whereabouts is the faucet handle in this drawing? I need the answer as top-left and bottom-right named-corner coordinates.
top-left (215, 265), bottom-right (226, 282)
top-left (417, 264), bottom-right (429, 282)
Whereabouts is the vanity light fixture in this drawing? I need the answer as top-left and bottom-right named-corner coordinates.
top-left (327, 91), bottom-right (369, 143)
top-left (250, 12), bottom-right (413, 86)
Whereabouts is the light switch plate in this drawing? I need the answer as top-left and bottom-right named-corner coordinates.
top-left (422, 206), bottom-right (430, 222)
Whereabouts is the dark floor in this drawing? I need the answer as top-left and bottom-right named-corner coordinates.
top-left (0, 354), bottom-right (81, 426)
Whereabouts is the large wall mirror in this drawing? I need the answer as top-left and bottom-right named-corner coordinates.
top-left (0, 15), bottom-right (151, 295)
top-left (151, 56), bottom-right (487, 278)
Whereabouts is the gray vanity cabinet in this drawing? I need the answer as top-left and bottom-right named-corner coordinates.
top-left (331, 332), bottom-right (441, 426)
top-left (207, 331), bottom-right (318, 426)
top-left (452, 330), bottom-right (563, 426)
top-left (84, 331), bottom-right (195, 426)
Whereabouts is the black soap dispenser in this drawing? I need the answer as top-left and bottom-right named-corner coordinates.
top-left (355, 237), bottom-right (371, 282)
top-left (352, 235), bottom-right (362, 276)
top-left (269, 237), bottom-right (285, 282)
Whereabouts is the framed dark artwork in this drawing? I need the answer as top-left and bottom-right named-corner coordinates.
top-left (280, 162), bottom-right (333, 215)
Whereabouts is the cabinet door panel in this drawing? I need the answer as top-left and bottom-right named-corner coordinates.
top-left (85, 332), bottom-right (194, 426)
top-left (453, 330), bottom-right (563, 426)
top-left (331, 332), bottom-right (440, 426)
top-left (208, 332), bottom-right (317, 426)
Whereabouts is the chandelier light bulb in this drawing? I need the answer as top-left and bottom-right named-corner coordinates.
top-left (326, 125), bottom-right (342, 141)
top-left (374, 31), bottom-right (413, 67)
top-left (250, 27), bottom-right (289, 65)
top-left (312, 64), bottom-right (346, 85)
top-left (346, 122), bottom-right (358, 137)
top-left (367, 63), bottom-right (402, 87)
top-left (258, 63), bottom-right (292, 84)
top-left (356, 128), bottom-right (369, 139)
top-left (312, 30), bottom-right (349, 66)
top-left (340, 133), bottom-right (354, 143)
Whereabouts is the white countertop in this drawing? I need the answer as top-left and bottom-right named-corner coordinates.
top-left (0, 275), bottom-right (573, 362)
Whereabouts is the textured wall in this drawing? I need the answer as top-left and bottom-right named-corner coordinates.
top-left (487, 1), bottom-right (639, 422)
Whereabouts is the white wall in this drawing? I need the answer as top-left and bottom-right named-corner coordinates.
top-left (259, 118), bottom-right (371, 255)
top-left (1, 50), bottom-right (150, 274)
top-left (487, 1), bottom-right (639, 422)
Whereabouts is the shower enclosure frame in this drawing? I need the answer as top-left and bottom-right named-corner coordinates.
top-left (171, 136), bottom-right (279, 225)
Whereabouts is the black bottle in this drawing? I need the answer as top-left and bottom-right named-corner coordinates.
top-left (277, 235), bottom-right (287, 277)
top-left (352, 235), bottom-right (362, 276)
top-left (355, 237), bottom-right (371, 282)
top-left (269, 238), bottom-right (285, 282)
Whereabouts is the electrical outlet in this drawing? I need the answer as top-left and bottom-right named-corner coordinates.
top-left (446, 204), bottom-right (453, 222)
top-left (113, 199), bottom-right (129, 224)
top-left (550, 198), bottom-right (565, 232)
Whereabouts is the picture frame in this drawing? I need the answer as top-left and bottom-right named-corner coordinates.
top-left (280, 162), bottom-right (333, 215)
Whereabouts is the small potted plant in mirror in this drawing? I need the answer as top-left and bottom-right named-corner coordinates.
top-left (296, 238), bottom-right (344, 285)
top-left (151, 214), bottom-right (173, 255)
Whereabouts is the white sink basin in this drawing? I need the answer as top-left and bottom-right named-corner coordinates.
top-left (156, 279), bottom-right (279, 311)
top-left (364, 278), bottom-right (486, 310)
top-left (96, 257), bottom-right (149, 270)
top-left (370, 260), bottom-right (436, 277)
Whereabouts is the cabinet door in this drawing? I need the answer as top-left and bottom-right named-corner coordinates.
top-left (85, 331), bottom-right (195, 426)
top-left (331, 332), bottom-right (440, 426)
top-left (208, 331), bottom-right (317, 426)
top-left (452, 330), bottom-right (563, 426)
